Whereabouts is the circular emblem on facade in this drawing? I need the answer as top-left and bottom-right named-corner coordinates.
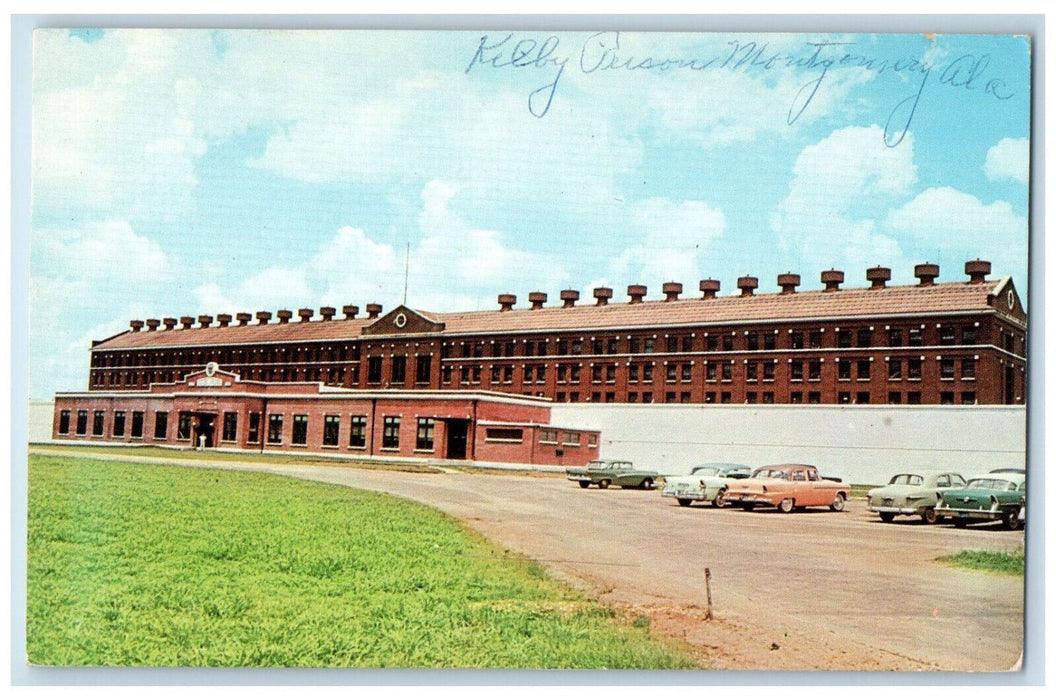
top-left (205, 361), bottom-right (219, 377)
top-left (1007, 290), bottom-right (1016, 310)
top-left (394, 312), bottom-right (408, 328)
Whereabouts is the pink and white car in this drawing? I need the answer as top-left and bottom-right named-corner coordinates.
top-left (723, 464), bottom-right (850, 513)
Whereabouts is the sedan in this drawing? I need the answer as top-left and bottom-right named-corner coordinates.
top-left (867, 471), bottom-right (966, 524)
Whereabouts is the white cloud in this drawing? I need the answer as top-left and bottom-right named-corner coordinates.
top-left (984, 137), bottom-right (1029, 184)
top-left (609, 198), bottom-right (727, 286)
top-left (773, 125), bottom-right (916, 274)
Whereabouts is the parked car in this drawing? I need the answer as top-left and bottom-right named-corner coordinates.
top-left (723, 464), bottom-right (850, 513)
top-left (660, 463), bottom-right (752, 507)
top-left (934, 469), bottom-right (1026, 530)
top-left (565, 459), bottom-right (660, 489)
top-left (867, 471), bottom-right (967, 524)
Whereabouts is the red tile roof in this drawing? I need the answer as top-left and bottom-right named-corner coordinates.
top-left (94, 279), bottom-right (1010, 351)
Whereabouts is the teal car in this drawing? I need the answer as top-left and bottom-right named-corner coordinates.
top-left (566, 459), bottom-right (659, 490)
top-left (934, 468), bottom-right (1025, 530)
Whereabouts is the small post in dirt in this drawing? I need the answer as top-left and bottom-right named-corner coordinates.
top-left (704, 567), bottom-right (713, 621)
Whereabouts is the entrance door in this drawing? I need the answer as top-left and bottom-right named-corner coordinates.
top-left (446, 419), bottom-right (468, 460)
top-left (194, 413), bottom-right (217, 448)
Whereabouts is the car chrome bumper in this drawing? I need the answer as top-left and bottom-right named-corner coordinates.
top-left (869, 505), bottom-right (921, 516)
top-left (661, 489), bottom-right (704, 499)
top-left (934, 507), bottom-right (1004, 522)
top-left (725, 494), bottom-right (776, 505)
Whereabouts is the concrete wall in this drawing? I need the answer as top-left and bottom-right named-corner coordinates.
top-left (550, 404), bottom-right (1027, 485)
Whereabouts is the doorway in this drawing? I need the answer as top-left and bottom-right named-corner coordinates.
top-left (192, 413), bottom-right (216, 448)
top-left (446, 419), bottom-right (469, 460)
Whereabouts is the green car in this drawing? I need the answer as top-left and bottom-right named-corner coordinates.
top-left (566, 459), bottom-right (659, 490)
top-left (934, 468), bottom-right (1025, 530)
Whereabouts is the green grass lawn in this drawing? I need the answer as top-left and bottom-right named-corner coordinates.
top-left (937, 549), bottom-right (1025, 576)
top-left (27, 455), bottom-right (698, 669)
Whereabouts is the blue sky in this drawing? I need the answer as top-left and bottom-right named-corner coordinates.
top-left (29, 29), bottom-right (1031, 399)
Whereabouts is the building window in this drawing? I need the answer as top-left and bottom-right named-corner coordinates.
top-left (416, 418), bottom-right (435, 450)
top-left (628, 364), bottom-right (639, 382)
top-left (962, 326), bottom-right (977, 345)
top-left (223, 412), bottom-right (238, 442)
top-left (682, 336), bottom-right (693, 352)
top-left (527, 365), bottom-right (537, 384)
top-left (857, 360), bottom-right (871, 380)
top-left (837, 330), bottom-right (852, 348)
top-left (178, 413), bottom-right (192, 440)
top-left (491, 366), bottom-right (502, 384)
top-left (540, 429), bottom-right (558, 444)
top-left (790, 361), bottom-right (803, 381)
top-left (888, 328), bottom-right (903, 347)
top-left (857, 328), bottom-right (872, 348)
top-left (388, 355), bottom-right (405, 384)
top-left (570, 365), bottom-right (581, 382)
top-left (572, 339), bottom-right (584, 355)
top-left (789, 392), bottom-right (802, 404)
top-left (666, 364), bottom-right (677, 383)
top-left (888, 392), bottom-right (901, 404)
top-left (113, 411), bottom-right (126, 437)
top-left (58, 410), bottom-right (71, 434)
top-left (908, 359), bottom-right (923, 380)
top-left (809, 330), bottom-right (823, 349)
top-left (907, 392), bottom-right (922, 405)
top-left (416, 356), bottom-right (432, 384)
top-left (367, 357), bottom-right (383, 384)
top-left (322, 415), bottom-right (340, 446)
top-left (485, 427), bottom-right (523, 442)
top-left (856, 391), bottom-right (870, 404)
top-left (962, 358), bottom-right (976, 379)
top-left (940, 391), bottom-right (955, 405)
top-left (762, 392), bottom-right (774, 404)
top-left (888, 359), bottom-right (902, 380)
top-left (268, 414), bottom-right (284, 444)
top-left (350, 415), bottom-right (367, 448)
top-left (763, 362), bottom-right (775, 381)
top-left (939, 327), bottom-right (956, 345)
top-left (592, 365), bottom-right (603, 383)
top-left (665, 391), bottom-right (676, 403)
top-left (442, 365), bottom-right (452, 384)
top-left (92, 410), bottom-right (105, 436)
top-left (940, 359), bottom-right (955, 380)
top-left (809, 360), bottom-right (822, 381)
top-left (291, 415), bottom-right (308, 445)
top-left (382, 417), bottom-right (400, 449)
top-left (908, 328), bottom-right (923, 346)
top-left (627, 392), bottom-right (637, 402)
top-left (747, 332), bottom-right (759, 351)
top-left (808, 392), bottom-right (821, 404)
top-left (131, 412), bottom-right (144, 438)
top-left (838, 392), bottom-right (851, 404)
top-left (247, 412), bottom-right (260, 444)
top-left (706, 336), bottom-right (718, 351)
top-left (721, 363), bottom-right (732, 381)
top-left (154, 411), bottom-right (169, 440)
top-left (764, 333), bottom-right (776, 351)
top-left (745, 392), bottom-right (757, 404)
top-left (746, 361), bottom-right (758, 382)
top-left (706, 364), bottom-right (717, 381)
top-left (720, 335), bottom-right (732, 352)
top-left (643, 338), bottom-right (655, 354)
top-left (563, 431), bottom-right (581, 446)
top-left (837, 359), bottom-right (851, 380)
top-left (791, 331), bottom-right (804, 349)
top-left (961, 392), bottom-right (977, 404)
top-left (594, 338), bottom-right (605, 355)
top-left (681, 364), bottom-right (692, 381)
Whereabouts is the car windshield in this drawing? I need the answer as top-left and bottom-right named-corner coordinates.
top-left (965, 478), bottom-right (1018, 491)
top-left (692, 467), bottom-right (720, 476)
top-left (587, 461), bottom-right (613, 470)
top-left (752, 468), bottom-right (788, 479)
top-left (889, 474), bottom-right (924, 486)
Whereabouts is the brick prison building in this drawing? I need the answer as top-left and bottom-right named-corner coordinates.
top-left (52, 259), bottom-right (1026, 463)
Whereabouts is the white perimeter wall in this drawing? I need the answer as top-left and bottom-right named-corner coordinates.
top-left (550, 404), bottom-right (1027, 485)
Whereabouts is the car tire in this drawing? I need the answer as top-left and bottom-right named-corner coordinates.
top-left (1004, 509), bottom-right (1023, 531)
top-left (920, 508), bottom-right (938, 525)
top-left (741, 503), bottom-right (755, 511)
top-left (953, 518), bottom-right (968, 528)
top-left (879, 512), bottom-right (896, 523)
top-left (578, 481), bottom-right (590, 489)
top-left (641, 478), bottom-right (654, 490)
top-left (598, 479), bottom-right (611, 490)
top-left (677, 498), bottom-right (692, 507)
top-left (713, 489), bottom-right (728, 508)
top-left (778, 498), bottom-right (794, 513)
top-left (830, 493), bottom-right (846, 512)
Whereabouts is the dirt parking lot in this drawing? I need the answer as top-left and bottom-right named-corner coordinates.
top-left (39, 450), bottom-right (1025, 671)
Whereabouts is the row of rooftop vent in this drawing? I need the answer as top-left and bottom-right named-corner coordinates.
top-left (128, 260), bottom-right (992, 332)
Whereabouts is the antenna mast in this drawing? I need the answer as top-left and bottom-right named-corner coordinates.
top-left (403, 242), bottom-right (410, 306)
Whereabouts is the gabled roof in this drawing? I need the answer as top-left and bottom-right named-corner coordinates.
top-left (91, 278), bottom-right (1015, 351)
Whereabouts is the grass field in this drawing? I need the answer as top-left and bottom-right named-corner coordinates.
top-left (27, 455), bottom-right (699, 668)
top-left (937, 549), bottom-right (1025, 576)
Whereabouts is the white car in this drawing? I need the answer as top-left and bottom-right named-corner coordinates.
top-left (661, 463), bottom-right (752, 507)
top-left (867, 470), bottom-right (966, 524)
